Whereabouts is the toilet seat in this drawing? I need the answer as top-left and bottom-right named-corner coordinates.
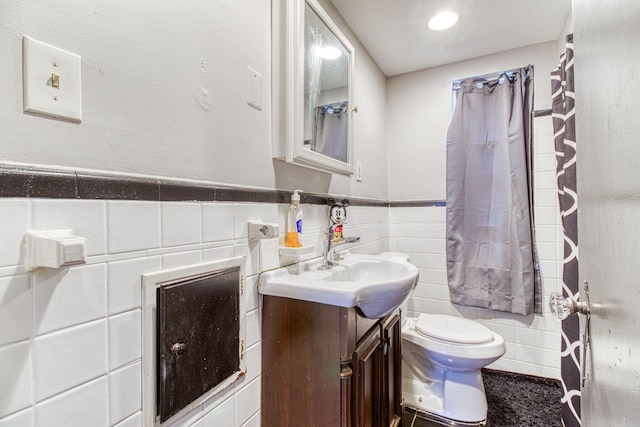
top-left (415, 314), bottom-right (493, 344)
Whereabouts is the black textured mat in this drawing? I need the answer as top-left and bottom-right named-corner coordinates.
top-left (483, 369), bottom-right (562, 427)
top-left (403, 369), bottom-right (562, 427)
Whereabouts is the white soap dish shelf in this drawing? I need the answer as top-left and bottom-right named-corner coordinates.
top-left (279, 245), bottom-right (314, 257)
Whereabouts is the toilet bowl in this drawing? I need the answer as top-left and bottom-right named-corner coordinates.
top-left (402, 314), bottom-right (506, 424)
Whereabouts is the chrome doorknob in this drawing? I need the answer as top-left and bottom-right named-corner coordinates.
top-left (549, 282), bottom-right (593, 387)
top-left (549, 292), bottom-right (590, 320)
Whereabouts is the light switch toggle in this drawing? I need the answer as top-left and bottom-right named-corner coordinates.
top-left (24, 229), bottom-right (87, 271)
top-left (50, 73), bottom-right (60, 89)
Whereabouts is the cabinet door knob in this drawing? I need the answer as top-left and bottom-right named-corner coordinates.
top-left (171, 342), bottom-right (187, 356)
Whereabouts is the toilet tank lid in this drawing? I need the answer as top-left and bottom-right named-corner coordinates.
top-left (416, 314), bottom-right (493, 344)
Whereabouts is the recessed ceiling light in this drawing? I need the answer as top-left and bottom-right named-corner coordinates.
top-left (427, 11), bottom-right (459, 31)
top-left (318, 45), bottom-right (342, 60)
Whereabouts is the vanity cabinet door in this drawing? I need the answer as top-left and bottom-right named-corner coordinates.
top-left (382, 313), bottom-right (403, 427)
top-left (261, 297), bottom-right (344, 427)
top-left (351, 327), bottom-right (383, 427)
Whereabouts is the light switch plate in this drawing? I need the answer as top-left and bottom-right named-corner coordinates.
top-left (23, 36), bottom-right (82, 122)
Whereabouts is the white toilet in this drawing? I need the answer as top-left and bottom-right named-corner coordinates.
top-left (402, 313), bottom-right (506, 424)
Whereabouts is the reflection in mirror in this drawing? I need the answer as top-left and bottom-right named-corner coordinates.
top-left (280, 0), bottom-right (354, 175)
top-left (303, 2), bottom-right (350, 163)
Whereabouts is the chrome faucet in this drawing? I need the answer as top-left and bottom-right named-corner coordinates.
top-left (322, 224), bottom-right (360, 269)
top-left (321, 200), bottom-right (360, 269)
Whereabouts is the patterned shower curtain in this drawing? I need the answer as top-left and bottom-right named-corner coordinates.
top-left (551, 34), bottom-right (581, 427)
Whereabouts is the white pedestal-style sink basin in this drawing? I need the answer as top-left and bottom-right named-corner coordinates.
top-left (258, 252), bottom-right (419, 318)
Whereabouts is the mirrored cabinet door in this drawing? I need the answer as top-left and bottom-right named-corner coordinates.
top-left (281, 0), bottom-right (355, 175)
top-left (303, 1), bottom-right (351, 164)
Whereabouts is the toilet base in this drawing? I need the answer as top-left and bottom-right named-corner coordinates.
top-left (403, 405), bottom-right (487, 427)
top-left (402, 377), bottom-right (444, 415)
top-left (402, 369), bottom-right (488, 423)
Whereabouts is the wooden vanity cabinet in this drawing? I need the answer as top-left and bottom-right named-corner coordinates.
top-left (382, 312), bottom-right (403, 427)
top-left (261, 295), bottom-right (402, 427)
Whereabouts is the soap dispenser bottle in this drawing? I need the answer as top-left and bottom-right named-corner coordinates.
top-left (285, 190), bottom-right (303, 247)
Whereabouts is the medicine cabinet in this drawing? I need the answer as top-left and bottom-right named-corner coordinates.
top-left (276, 0), bottom-right (355, 175)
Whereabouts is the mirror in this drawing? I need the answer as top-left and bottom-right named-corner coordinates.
top-left (285, 0), bottom-right (355, 175)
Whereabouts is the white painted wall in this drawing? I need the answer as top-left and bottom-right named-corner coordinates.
top-left (0, 0), bottom-right (388, 200)
top-left (557, 9), bottom-right (574, 55)
top-left (386, 41), bottom-right (558, 200)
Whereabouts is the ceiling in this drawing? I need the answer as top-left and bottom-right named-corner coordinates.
top-left (330, 0), bottom-right (572, 77)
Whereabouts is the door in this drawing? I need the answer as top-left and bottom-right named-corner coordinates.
top-left (352, 327), bottom-right (383, 427)
top-left (573, 0), bottom-right (640, 424)
top-left (382, 313), bottom-right (402, 427)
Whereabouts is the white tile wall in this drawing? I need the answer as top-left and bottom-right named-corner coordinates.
top-left (161, 202), bottom-right (202, 247)
top-left (108, 362), bottom-right (142, 424)
top-left (0, 275), bottom-right (31, 346)
top-left (35, 377), bottom-right (109, 427)
top-left (108, 310), bottom-right (141, 370)
top-left (234, 378), bottom-right (261, 426)
top-left (112, 413), bottom-right (141, 427)
top-left (202, 204), bottom-right (234, 242)
top-left (107, 202), bottom-right (160, 254)
top-left (32, 200), bottom-right (107, 256)
top-left (0, 200), bottom-right (29, 268)
top-left (33, 264), bottom-right (107, 335)
top-left (0, 341), bottom-right (32, 418)
top-left (0, 164), bottom-right (562, 427)
top-left (107, 256), bottom-right (162, 315)
top-left (0, 409), bottom-right (33, 427)
top-left (393, 117), bottom-right (563, 380)
top-left (33, 320), bottom-right (107, 401)
top-left (0, 197), bottom-right (386, 426)
top-left (203, 395), bottom-right (234, 427)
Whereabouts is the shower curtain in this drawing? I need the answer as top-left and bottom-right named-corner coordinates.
top-left (313, 106), bottom-right (348, 162)
top-left (446, 66), bottom-right (541, 316)
top-left (551, 34), bottom-right (581, 427)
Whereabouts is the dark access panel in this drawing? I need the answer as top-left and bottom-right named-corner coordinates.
top-left (157, 267), bottom-right (241, 423)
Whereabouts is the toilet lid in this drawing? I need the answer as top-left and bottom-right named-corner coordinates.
top-left (415, 314), bottom-right (493, 344)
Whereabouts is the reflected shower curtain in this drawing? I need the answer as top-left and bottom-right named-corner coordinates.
top-left (446, 66), bottom-right (541, 316)
top-left (314, 107), bottom-right (348, 162)
top-left (551, 34), bottom-right (581, 427)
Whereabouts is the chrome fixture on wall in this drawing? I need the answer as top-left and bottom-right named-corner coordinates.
top-left (549, 289), bottom-right (590, 320)
top-left (549, 281), bottom-right (591, 387)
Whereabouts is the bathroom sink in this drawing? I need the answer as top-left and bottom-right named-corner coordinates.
top-left (258, 252), bottom-right (419, 318)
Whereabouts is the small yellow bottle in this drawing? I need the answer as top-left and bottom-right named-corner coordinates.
top-left (285, 190), bottom-right (303, 247)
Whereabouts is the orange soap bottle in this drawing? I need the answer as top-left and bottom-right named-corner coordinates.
top-left (285, 190), bottom-right (303, 247)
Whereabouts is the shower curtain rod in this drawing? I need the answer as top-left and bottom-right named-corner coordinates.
top-left (453, 66), bottom-right (532, 90)
top-left (533, 108), bottom-right (552, 117)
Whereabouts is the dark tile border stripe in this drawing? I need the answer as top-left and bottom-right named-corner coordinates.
top-left (0, 166), bottom-right (77, 199)
top-left (0, 165), bottom-right (445, 207)
top-left (78, 173), bottom-right (160, 201)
